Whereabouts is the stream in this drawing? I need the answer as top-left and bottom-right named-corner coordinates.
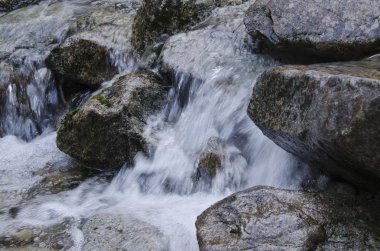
top-left (0, 0), bottom-right (316, 250)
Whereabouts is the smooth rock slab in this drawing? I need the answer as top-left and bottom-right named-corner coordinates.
top-left (56, 71), bottom-right (167, 169)
top-left (196, 186), bottom-right (380, 251)
top-left (244, 0), bottom-right (380, 62)
top-left (82, 214), bottom-right (169, 251)
top-left (248, 58), bottom-right (380, 190)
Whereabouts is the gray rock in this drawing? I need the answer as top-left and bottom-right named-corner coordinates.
top-left (159, 0), bottom-right (275, 81)
top-left (56, 71), bottom-right (167, 169)
top-left (244, 0), bottom-right (380, 62)
top-left (196, 186), bottom-right (380, 251)
top-left (248, 58), bottom-right (380, 191)
top-left (82, 214), bottom-right (169, 251)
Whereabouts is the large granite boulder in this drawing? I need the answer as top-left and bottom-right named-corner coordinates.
top-left (196, 186), bottom-right (380, 250)
top-left (56, 71), bottom-right (167, 169)
top-left (244, 0), bottom-right (380, 62)
top-left (248, 58), bottom-right (380, 191)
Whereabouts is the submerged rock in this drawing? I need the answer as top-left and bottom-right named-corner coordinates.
top-left (248, 58), bottom-right (380, 190)
top-left (82, 214), bottom-right (169, 251)
top-left (196, 186), bottom-right (380, 250)
top-left (244, 0), bottom-right (380, 62)
top-left (0, 220), bottom-right (74, 250)
top-left (0, 0), bottom-right (40, 12)
top-left (195, 137), bottom-right (224, 180)
top-left (56, 71), bottom-right (167, 169)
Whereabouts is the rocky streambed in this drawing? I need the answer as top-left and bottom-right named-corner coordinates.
top-left (0, 0), bottom-right (379, 250)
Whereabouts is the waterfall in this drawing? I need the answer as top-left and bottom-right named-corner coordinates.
top-left (0, 0), bottom-right (137, 140)
top-left (0, 1), bottom-right (313, 250)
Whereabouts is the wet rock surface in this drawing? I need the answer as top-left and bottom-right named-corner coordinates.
top-left (45, 2), bottom-right (138, 92)
top-left (131, 0), bottom-right (211, 54)
top-left (244, 0), bottom-right (380, 62)
top-left (159, 0), bottom-right (275, 81)
top-left (248, 58), bottom-right (380, 191)
top-left (46, 38), bottom-right (116, 88)
top-left (82, 214), bottom-right (169, 251)
top-left (56, 71), bottom-right (167, 169)
top-left (196, 186), bottom-right (380, 250)
top-left (195, 137), bottom-right (224, 181)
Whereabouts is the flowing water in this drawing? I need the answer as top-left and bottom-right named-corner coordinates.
top-left (0, 0), bottom-right (139, 140)
top-left (0, 1), bottom-right (314, 250)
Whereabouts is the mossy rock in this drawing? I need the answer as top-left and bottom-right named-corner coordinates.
top-left (56, 71), bottom-right (167, 169)
top-left (131, 0), bottom-right (211, 54)
top-left (46, 38), bottom-right (117, 90)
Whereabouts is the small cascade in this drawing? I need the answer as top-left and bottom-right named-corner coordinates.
top-left (0, 59), bottom-right (311, 250)
top-left (0, 1), bottom-right (316, 250)
top-left (0, 0), bottom-right (140, 140)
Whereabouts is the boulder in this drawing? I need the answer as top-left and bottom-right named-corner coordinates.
top-left (131, 0), bottom-right (211, 54)
top-left (82, 214), bottom-right (169, 251)
top-left (244, 0), bottom-right (380, 62)
top-left (45, 38), bottom-right (117, 89)
top-left (196, 186), bottom-right (380, 250)
top-left (248, 58), bottom-right (380, 190)
top-left (56, 71), bottom-right (167, 169)
top-left (45, 3), bottom-right (138, 92)
top-left (0, 0), bottom-right (40, 12)
top-left (159, 0), bottom-right (275, 81)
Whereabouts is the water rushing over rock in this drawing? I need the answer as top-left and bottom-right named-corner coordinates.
top-left (0, 1), bottom-right (317, 250)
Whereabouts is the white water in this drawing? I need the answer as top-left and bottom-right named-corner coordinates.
top-left (0, 1), bottom-right (313, 250)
